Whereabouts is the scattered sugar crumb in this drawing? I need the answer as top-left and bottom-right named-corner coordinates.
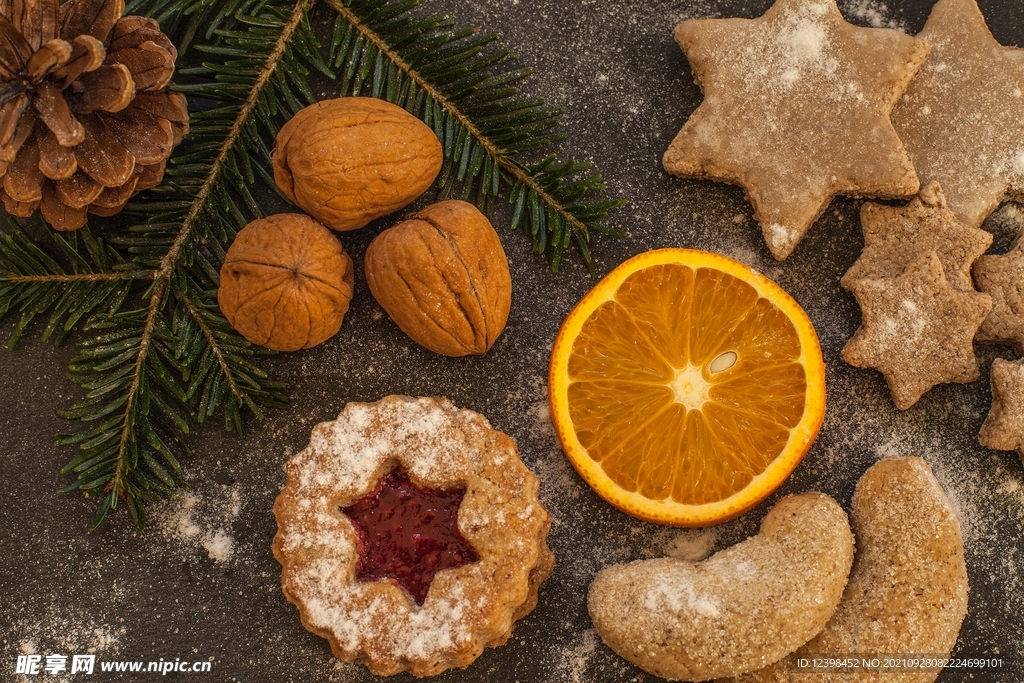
top-left (555, 628), bottom-right (598, 683)
top-left (662, 529), bottom-right (718, 562)
top-left (528, 398), bottom-right (555, 441)
top-left (203, 530), bottom-right (235, 563)
top-left (840, 0), bottom-right (906, 30)
top-left (7, 600), bottom-right (127, 683)
top-left (150, 487), bottom-right (243, 563)
top-left (997, 478), bottom-right (1020, 495)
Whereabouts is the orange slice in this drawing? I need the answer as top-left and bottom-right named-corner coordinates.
top-left (548, 248), bottom-right (826, 526)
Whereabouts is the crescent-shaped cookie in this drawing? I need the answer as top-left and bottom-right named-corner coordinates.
top-left (724, 457), bottom-right (969, 683)
top-left (588, 493), bottom-right (854, 681)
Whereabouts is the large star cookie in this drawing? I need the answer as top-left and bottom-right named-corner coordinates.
top-left (979, 358), bottom-right (1024, 462)
top-left (973, 231), bottom-right (1024, 354)
top-left (663, 0), bottom-right (927, 260)
top-left (843, 251), bottom-right (992, 409)
top-left (892, 0), bottom-right (1024, 229)
top-left (842, 182), bottom-right (991, 291)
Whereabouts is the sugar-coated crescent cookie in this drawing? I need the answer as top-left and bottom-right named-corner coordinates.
top-left (723, 457), bottom-right (969, 683)
top-left (588, 493), bottom-right (853, 681)
top-left (272, 395), bottom-right (554, 677)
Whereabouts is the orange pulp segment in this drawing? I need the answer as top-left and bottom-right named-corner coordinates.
top-left (548, 248), bottom-right (826, 526)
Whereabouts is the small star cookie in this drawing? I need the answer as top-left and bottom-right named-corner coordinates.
top-left (973, 231), bottom-right (1024, 354)
top-left (663, 0), bottom-right (928, 260)
top-left (843, 251), bottom-right (992, 410)
top-left (892, 0), bottom-right (1024, 229)
top-left (842, 182), bottom-right (992, 291)
top-left (979, 358), bottom-right (1024, 463)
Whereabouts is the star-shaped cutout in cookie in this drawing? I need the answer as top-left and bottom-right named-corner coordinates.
top-left (979, 358), bottom-right (1024, 462)
top-left (341, 468), bottom-right (478, 605)
top-left (663, 0), bottom-right (927, 260)
top-left (843, 251), bottom-right (992, 409)
top-left (892, 0), bottom-right (1024, 229)
top-left (973, 232), bottom-right (1024, 354)
top-left (842, 182), bottom-right (992, 291)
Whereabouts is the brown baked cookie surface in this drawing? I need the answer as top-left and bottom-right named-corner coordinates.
top-left (588, 493), bottom-right (853, 682)
top-left (842, 182), bottom-right (991, 292)
top-left (663, 0), bottom-right (927, 260)
top-left (272, 395), bottom-right (554, 677)
top-left (724, 457), bottom-right (969, 683)
top-left (892, 0), bottom-right (1024, 230)
top-left (842, 251), bottom-right (991, 409)
top-left (973, 231), bottom-right (1024, 354)
top-left (979, 358), bottom-right (1024, 464)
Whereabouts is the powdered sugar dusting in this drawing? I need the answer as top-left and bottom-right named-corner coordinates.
top-left (555, 629), bottom-right (599, 683)
top-left (275, 396), bottom-right (550, 673)
top-left (150, 488), bottom-right (242, 563)
top-left (303, 584), bottom-right (472, 662)
top-left (643, 571), bottom-right (721, 618)
top-left (662, 528), bottom-right (718, 561)
top-left (6, 599), bottom-right (126, 683)
top-left (779, 11), bottom-right (831, 86)
top-left (292, 397), bottom-right (478, 497)
top-left (841, 0), bottom-right (906, 30)
top-left (892, 0), bottom-right (1024, 228)
top-left (766, 223), bottom-right (799, 253)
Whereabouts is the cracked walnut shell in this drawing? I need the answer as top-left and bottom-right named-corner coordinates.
top-left (218, 214), bottom-right (354, 352)
top-left (365, 200), bottom-right (512, 356)
top-left (271, 97), bottom-right (442, 232)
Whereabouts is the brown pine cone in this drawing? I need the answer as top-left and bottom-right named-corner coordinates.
top-left (0, 0), bottom-right (189, 230)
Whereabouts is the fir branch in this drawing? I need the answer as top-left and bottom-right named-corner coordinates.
top-left (50, 0), bottom-right (310, 529)
top-left (177, 288), bottom-right (246, 413)
top-left (163, 1), bottom-right (310, 276)
top-left (0, 221), bottom-right (142, 348)
top-left (323, 0), bottom-right (626, 272)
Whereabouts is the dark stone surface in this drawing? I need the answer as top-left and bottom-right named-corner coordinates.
top-left (2, 1), bottom-right (1023, 681)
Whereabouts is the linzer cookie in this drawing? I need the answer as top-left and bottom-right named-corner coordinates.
top-left (842, 251), bottom-right (991, 410)
top-left (973, 230), bottom-right (1024, 354)
top-left (892, 0), bottom-right (1024, 229)
top-left (725, 457), bottom-right (969, 683)
top-left (663, 0), bottom-right (927, 260)
top-left (842, 182), bottom-right (991, 292)
top-left (979, 358), bottom-right (1024, 464)
top-left (272, 396), bottom-right (554, 677)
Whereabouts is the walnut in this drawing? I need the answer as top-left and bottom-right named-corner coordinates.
top-left (218, 214), bottom-right (354, 351)
top-left (364, 200), bottom-right (512, 356)
top-left (271, 97), bottom-right (442, 232)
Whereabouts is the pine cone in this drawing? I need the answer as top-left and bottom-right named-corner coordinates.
top-left (0, 0), bottom-right (188, 230)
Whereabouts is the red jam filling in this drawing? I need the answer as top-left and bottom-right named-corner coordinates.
top-left (341, 468), bottom-right (478, 605)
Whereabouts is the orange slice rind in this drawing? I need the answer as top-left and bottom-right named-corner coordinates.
top-left (548, 248), bottom-right (826, 526)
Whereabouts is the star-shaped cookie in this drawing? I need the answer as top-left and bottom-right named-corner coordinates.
top-left (842, 182), bottom-right (992, 291)
top-left (979, 358), bottom-right (1024, 462)
top-left (843, 251), bottom-right (992, 410)
top-left (663, 0), bottom-right (928, 260)
top-left (973, 232), bottom-right (1024, 354)
top-left (892, 0), bottom-right (1024, 229)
